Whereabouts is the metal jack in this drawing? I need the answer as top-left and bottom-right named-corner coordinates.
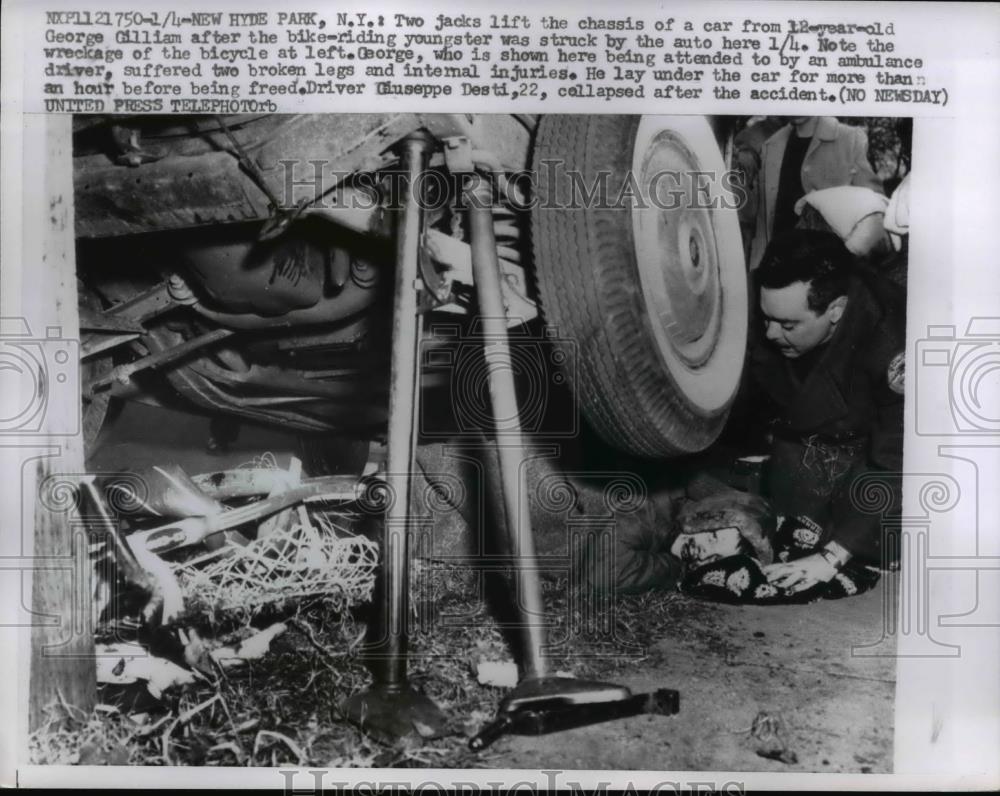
top-left (464, 175), bottom-right (680, 751)
top-left (340, 134), bottom-right (449, 744)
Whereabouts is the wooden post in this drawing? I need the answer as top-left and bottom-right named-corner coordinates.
top-left (24, 114), bottom-right (96, 731)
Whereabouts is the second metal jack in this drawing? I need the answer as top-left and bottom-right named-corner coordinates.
top-left (464, 175), bottom-right (681, 749)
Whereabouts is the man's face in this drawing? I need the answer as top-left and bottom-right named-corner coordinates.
top-left (670, 527), bottom-right (744, 566)
top-left (759, 281), bottom-right (845, 358)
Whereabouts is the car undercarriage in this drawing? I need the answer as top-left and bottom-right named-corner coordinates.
top-left (73, 111), bottom-right (749, 744)
top-left (75, 113), bottom-right (746, 458)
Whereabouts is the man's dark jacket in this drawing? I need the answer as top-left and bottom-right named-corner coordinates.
top-left (747, 270), bottom-right (905, 562)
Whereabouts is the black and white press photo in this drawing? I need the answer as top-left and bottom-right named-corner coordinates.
top-left (2, 1), bottom-right (998, 790)
top-left (15, 111), bottom-right (913, 772)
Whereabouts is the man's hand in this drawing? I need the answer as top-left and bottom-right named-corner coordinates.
top-left (762, 553), bottom-right (838, 594)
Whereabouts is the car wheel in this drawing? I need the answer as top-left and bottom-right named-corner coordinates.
top-left (531, 115), bottom-right (747, 457)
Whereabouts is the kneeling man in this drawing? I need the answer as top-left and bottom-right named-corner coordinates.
top-left (750, 229), bottom-right (905, 593)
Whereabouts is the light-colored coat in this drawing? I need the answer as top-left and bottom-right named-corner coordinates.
top-left (749, 117), bottom-right (883, 270)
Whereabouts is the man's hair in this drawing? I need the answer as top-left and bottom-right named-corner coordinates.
top-left (757, 229), bottom-right (853, 313)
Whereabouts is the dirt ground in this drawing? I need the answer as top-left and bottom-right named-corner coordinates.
top-left (82, 402), bottom-right (897, 773)
top-left (494, 585), bottom-right (897, 773)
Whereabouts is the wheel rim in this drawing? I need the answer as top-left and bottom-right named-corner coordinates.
top-left (635, 129), bottom-right (723, 369)
top-left (630, 116), bottom-right (747, 415)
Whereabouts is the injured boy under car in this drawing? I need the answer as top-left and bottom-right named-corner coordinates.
top-left (579, 228), bottom-right (904, 604)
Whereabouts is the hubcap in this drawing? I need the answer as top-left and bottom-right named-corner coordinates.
top-left (633, 130), bottom-right (723, 370)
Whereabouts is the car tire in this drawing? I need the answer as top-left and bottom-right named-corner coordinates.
top-left (531, 115), bottom-right (747, 458)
